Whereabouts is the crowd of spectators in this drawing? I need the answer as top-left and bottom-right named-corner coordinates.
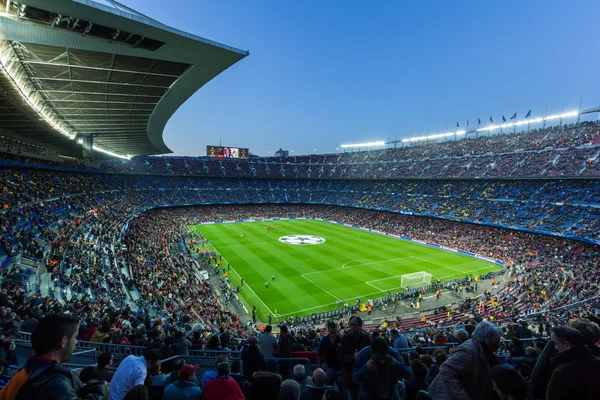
top-left (2, 169), bottom-right (599, 246)
top-left (90, 121), bottom-right (600, 179)
top-left (0, 169), bottom-right (598, 399)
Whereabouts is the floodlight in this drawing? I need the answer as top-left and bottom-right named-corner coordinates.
top-left (340, 141), bottom-right (385, 148)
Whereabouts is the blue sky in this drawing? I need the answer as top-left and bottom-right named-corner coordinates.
top-left (119, 0), bottom-right (600, 156)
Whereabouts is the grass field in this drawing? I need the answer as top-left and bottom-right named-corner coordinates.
top-left (188, 220), bottom-right (501, 322)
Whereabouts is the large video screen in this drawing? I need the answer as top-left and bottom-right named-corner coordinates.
top-left (206, 145), bottom-right (249, 159)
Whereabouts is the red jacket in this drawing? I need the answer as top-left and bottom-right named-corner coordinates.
top-left (201, 376), bottom-right (245, 400)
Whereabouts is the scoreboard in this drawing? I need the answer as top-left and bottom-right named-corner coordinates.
top-left (206, 145), bottom-right (249, 159)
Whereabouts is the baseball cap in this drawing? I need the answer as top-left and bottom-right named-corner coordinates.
top-left (179, 364), bottom-right (200, 380)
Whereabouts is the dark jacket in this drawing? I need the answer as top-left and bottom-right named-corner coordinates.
top-left (546, 346), bottom-right (600, 400)
top-left (530, 340), bottom-right (557, 400)
top-left (277, 333), bottom-right (293, 358)
top-left (171, 337), bottom-right (192, 356)
top-left (427, 338), bottom-right (493, 400)
top-left (16, 362), bottom-right (104, 400)
top-left (300, 385), bottom-right (333, 400)
top-left (352, 346), bottom-right (411, 400)
top-left (241, 345), bottom-right (265, 379)
top-left (338, 332), bottom-right (372, 391)
top-left (250, 371), bottom-right (282, 400)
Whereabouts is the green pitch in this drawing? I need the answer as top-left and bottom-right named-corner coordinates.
top-left (188, 220), bottom-right (501, 322)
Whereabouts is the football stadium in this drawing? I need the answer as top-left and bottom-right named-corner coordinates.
top-left (0, 1), bottom-right (599, 399)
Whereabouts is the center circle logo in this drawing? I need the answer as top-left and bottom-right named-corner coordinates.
top-left (279, 235), bottom-right (326, 245)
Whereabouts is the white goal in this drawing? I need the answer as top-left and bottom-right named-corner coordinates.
top-left (401, 271), bottom-right (433, 289)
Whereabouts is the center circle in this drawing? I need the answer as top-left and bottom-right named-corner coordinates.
top-left (279, 235), bottom-right (326, 245)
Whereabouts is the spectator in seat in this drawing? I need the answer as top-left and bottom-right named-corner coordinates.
top-left (300, 368), bottom-right (331, 400)
top-left (481, 365), bottom-right (527, 400)
top-left (405, 359), bottom-right (428, 400)
top-left (390, 328), bottom-right (408, 350)
top-left (250, 371), bottom-right (282, 400)
top-left (241, 336), bottom-right (265, 380)
top-left (200, 355), bottom-right (228, 388)
top-left (352, 337), bottom-right (412, 400)
top-left (279, 379), bottom-right (301, 400)
top-left (427, 320), bottom-right (502, 400)
top-left (201, 362), bottom-right (244, 400)
top-left (163, 359), bottom-right (186, 389)
top-left (164, 364), bottom-right (201, 400)
top-left (569, 318), bottom-right (600, 356)
top-left (230, 360), bottom-right (251, 399)
top-left (96, 351), bottom-right (115, 382)
top-left (515, 321), bottom-right (532, 339)
top-left (108, 349), bottom-right (162, 400)
top-left (544, 326), bottom-right (600, 400)
top-left (292, 364), bottom-right (312, 391)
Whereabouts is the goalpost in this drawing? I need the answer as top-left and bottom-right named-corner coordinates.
top-left (401, 271), bottom-right (433, 289)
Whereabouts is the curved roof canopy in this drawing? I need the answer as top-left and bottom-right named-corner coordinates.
top-left (0, 0), bottom-right (248, 158)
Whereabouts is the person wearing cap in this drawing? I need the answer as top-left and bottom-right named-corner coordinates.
top-left (201, 362), bottom-right (244, 400)
top-left (164, 364), bottom-right (201, 400)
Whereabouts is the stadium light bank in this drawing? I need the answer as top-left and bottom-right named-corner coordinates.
top-left (340, 141), bottom-right (386, 149)
top-left (401, 111), bottom-right (580, 143)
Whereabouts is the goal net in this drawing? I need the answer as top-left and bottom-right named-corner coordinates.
top-left (401, 272), bottom-right (433, 289)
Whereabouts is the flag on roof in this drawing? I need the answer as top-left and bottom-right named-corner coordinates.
top-left (510, 113), bottom-right (517, 120)
top-left (478, 117), bottom-right (481, 125)
top-left (502, 115), bottom-right (506, 123)
top-left (489, 116), bottom-right (493, 123)
top-left (456, 122), bottom-right (459, 127)
top-left (525, 110), bottom-right (532, 118)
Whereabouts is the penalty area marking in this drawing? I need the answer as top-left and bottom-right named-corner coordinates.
top-left (186, 227), bottom-right (277, 319)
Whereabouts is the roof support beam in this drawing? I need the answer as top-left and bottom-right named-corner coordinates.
top-left (47, 99), bottom-right (158, 105)
top-left (18, 61), bottom-right (181, 79)
top-left (37, 90), bottom-right (162, 98)
top-left (32, 77), bottom-right (170, 89)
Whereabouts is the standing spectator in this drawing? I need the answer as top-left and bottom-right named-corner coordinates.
top-left (516, 321), bottom-right (532, 339)
top-left (390, 329), bottom-right (408, 350)
top-left (352, 337), bottom-right (411, 400)
top-left (241, 336), bottom-right (265, 379)
top-left (108, 349), bottom-right (162, 400)
top-left (427, 320), bottom-right (502, 400)
top-left (317, 322), bottom-right (343, 389)
top-left (300, 368), bottom-right (331, 400)
top-left (171, 330), bottom-right (192, 360)
top-left (338, 316), bottom-right (371, 400)
top-left (545, 326), bottom-right (600, 400)
top-left (201, 362), bottom-right (244, 400)
top-left (164, 364), bottom-right (201, 400)
top-left (277, 326), bottom-right (293, 380)
top-left (220, 327), bottom-right (230, 349)
top-left (279, 379), bottom-right (301, 400)
top-left (260, 325), bottom-right (278, 359)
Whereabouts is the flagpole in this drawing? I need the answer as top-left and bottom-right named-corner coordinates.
top-left (543, 106), bottom-right (547, 129)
